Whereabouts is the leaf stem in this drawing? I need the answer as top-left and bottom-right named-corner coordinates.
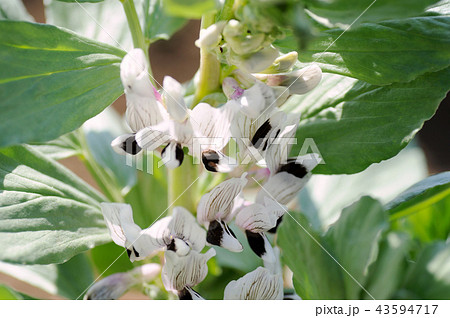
top-left (121, 0), bottom-right (156, 86)
top-left (192, 12), bottom-right (221, 105)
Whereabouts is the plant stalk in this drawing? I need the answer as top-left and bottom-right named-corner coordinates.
top-left (121, 0), bottom-right (156, 86)
top-left (192, 13), bottom-right (221, 106)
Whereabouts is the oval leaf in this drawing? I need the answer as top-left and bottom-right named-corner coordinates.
top-left (0, 253), bottom-right (94, 299)
top-left (278, 212), bottom-right (345, 299)
top-left (277, 16), bottom-right (450, 85)
top-left (290, 68), bottom-right (449, 174)
top-left (325, 196), bottom-right (388, 299)
top-left (0, 145), bottom-right (110, 264)
top-left (0, 21), bottom-right (125, 148)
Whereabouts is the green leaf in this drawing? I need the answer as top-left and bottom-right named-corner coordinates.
top-left (0, 21), bottom-right (125, 148)
top-left (278, 212), bottom-right (345, 299)
top-left (144, 0), bottom-right (187, 42)
top-left (290, 68), bottom-right (449, 174)
top-left (401, 241), bottom-right (450, 299)
top-left (0, 145), bottom-right (110, 264)
top-left (163, 0), bottom-right (216, 19)
top-left (325, 196), bottom-right (388, 299)
top-left (277, 16), bottom-right (450, 85)
top-left (388, 172), bottom-right (450, 242)
top-left (303, 0), bottom-right (438, 26)
top-left (45, 0), bottom-right (132, 49)
top-left (299, 144), bottom-right (428, 231)
top-left (393, 198), bottom-right (450, 243)
top-left (0, 284), bottom-right (23, 299)
top-left (0, 0), bottom-right (34, 21)
top-left (387, 172), bottom-right (450, 217)
top-left (82, 108), bottom-right (137, 195)
top-left (30, 131), bottom-right (82, 160)
top-left (363, 232), bottom-right (411, 299)
top-left (0, 253), bottom-right (94, 299)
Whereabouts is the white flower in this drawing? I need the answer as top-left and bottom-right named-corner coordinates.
top-left (255, 115), bottom-right (322, 204)
top-left (112, 49), bottom-right (168, 155)
top-left (100, 203), bottom-right (205, 261)
top-left (101, 203), bottom-right (215, 298)
top-left (84, 264), bottom-right (160, 300)
top-left (229, 45), bottom-right (279, 73)
top-left (162, 249), bottom-right (216, 293)
top-left (195, 21), bottom-right (226, 49)
top-left (235, 197), bottom-right (285, 262)
top-left (223, 266), bottom-right (283, 300)
top-left (135, 76), bottom-right (238, 172)
top-left (197, 173), bottom-right (248, 252)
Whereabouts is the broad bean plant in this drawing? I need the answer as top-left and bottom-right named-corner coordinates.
top-left (0, 0), bottom-right (449, 300)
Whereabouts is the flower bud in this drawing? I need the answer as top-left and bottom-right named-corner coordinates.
top-left (230, 45), bottom-right (279, 73)
top-left (84, 264), bottom-right (160, 300)
top-left (261, 51), bottom-right (298, 74)
top-left (195, 21), bottom-right (226, 49)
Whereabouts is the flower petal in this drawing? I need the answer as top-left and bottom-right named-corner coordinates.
top-left (201, 150), bottom-right (237, 173)
top-left (256, 64), bottom-right (322, 95)
top-left (120, 48), bottom-right (153, 98)
top-left (245, 231), bottom-right (276, 263)
top-left (190, 102), bottom-right (236, 152)
top-left (169, 207), bottom-right (206, 252)
top-left (163, 76), bottom-right (188, 122)
top-left (206, 220), bottom-right (243, 252)
top-left (239, 82), bottom-right (276, 119)
top-left (125, 98), bottom-right (168, 132)
top-left (235, 197), bottom-right (284, 233)
top-left (197, 173), bottom-right (248, 225)
top-left (84, 263), bottom-right (161, 300)
top-left (286, 64), bottom-right (322, 95)
top-left (178, 287), bottom-right (204, 300)
top-left (135, 125), bottom-right (172, 151)
top-left (161, 141), bottom-right (184, 169)
top-left (84, 272), bottom-right (134, 300)
top-left (256, 154), bottom-right (321, 205)
top-left (111, 133), bottom-right (142, 155)
top-left (100, 203), bottom-right (162, 262)
top-left (223, 267), bottom-right (283, 300)
top-left (264, 114), bottom-right (300, 173)
top-left (195, 21), bottom-right (226, 49)
top-left (162, 249), bottom-right (216, 292)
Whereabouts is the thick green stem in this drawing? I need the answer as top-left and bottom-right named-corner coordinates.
top-left (167, 159), bottom-right (199, 213)
top-left (192, 13), bottom-right (221, 105)
top-left (121, 0), bottom-right (155, 86)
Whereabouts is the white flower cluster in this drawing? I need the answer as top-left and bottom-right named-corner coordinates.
top-left (86, 43), bottom-right (322, 300)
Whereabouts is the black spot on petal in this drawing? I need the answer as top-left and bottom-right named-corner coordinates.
top-left (206, 220), bottom-right (223, 246)
top-left (178, 288), bottom-right (193, 300)
top-left (175, 143), bottom-right (184, 166)
top-left (268, 215), bottom-right (283, 234)
top-left (202, 150), bottom-right (220, 172)
top-left (132, 246), bottom-right (140, 258)
top-left (278, 159), bottom-right (308, 179)
top-left (251, 120), bottom-right (272, 149)
top-left (126, 249), bottom-right (132, 258)
top-left (167, 239), bottom-right (176, 252)
top-left (245, 230), bottom-right (266, 258)
top-left (121, 135), bottom-right (141, 155)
